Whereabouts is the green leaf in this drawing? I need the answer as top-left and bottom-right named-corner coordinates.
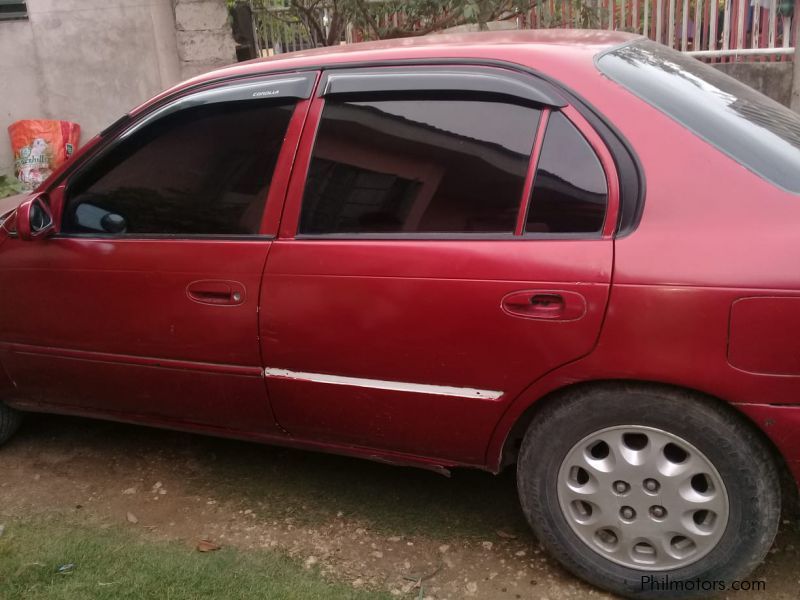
top-left (0, 175), bottom-right (26, 200)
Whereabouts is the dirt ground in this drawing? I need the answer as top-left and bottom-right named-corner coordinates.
top-left (2, 414), bottom-right (799, 599)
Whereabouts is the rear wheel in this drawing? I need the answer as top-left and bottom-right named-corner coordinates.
top-left (0, 402), bottom-right (22, 446)
top-left (517, 385), bottom-right (780, 598)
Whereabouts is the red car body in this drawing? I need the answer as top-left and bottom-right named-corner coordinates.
top-left (1, 29), bottom-right (798, 489)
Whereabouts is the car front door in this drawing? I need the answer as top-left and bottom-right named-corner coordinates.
top-left (260, 67), bottom-right (618, 463)
top-left (0, 73), bottom-right (316, 432)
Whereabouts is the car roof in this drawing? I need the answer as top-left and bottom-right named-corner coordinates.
top-left (242, 29), bottom-right (637, 63)
top-left (134, 29), bottom-right (640, 115)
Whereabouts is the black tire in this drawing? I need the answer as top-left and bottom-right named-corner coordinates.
top-left (0, 402), bottom-right (22, 446)
top-left (517, 383), bottom-right (781, 599)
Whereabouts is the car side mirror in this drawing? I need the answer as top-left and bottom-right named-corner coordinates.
top-left (17, 194), bottom-right (55, 241)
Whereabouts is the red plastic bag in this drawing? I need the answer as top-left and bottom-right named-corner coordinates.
top-left (8, 120), bottom-right (81, 190)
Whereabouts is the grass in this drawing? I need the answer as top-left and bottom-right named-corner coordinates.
top-left (0, 516), bottom-right (390, 600)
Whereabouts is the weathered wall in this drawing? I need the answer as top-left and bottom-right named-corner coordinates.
top-left (175, 0), bottom-right (237, 80)
top-left (0, 0), bottom-right (236, 177)
top-left (712, 62), bottom-right (793, 107)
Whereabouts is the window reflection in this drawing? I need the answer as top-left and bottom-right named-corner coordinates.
top-left (300, 98), bottom-right (540, 235)
top-left (64, 101), bottom-right (293, 235)
top-left (526, 112), bottom-right (607, 234)
top-left (600, 40), bottom-right (800, 193)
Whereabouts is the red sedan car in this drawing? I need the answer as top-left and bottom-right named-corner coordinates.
top-left (1, 30), bottom-right (798, 597)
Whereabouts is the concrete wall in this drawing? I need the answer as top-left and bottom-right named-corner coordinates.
top-left (175, 0), bottom-right (237, 80)
top-left (0, 0), bottom-right (236, 177)
top-left (713, 62), bottom-right (793, 107)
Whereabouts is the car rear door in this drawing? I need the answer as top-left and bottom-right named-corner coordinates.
top-left (0, 73), bottom-right (316, 432)
top-left (260, 66), bottom-right (618, 464)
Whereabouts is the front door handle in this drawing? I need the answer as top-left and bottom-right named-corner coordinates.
top-left (501, 290), bottom-right (586, 321)
top-left (186, 280), bottom-right (245, 306)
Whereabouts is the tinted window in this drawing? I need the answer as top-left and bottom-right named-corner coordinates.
top-left (526, 112), bottom-right (607, 234)
top-left (63, 100), bottom-right (294, 235)
top-left (299, 98), bottom-right (540, 235)
top-left (598, 40), bottom-right (800, 193)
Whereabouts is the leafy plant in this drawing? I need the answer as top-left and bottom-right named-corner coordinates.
top-left (0, 175), bottom-right (25, 200)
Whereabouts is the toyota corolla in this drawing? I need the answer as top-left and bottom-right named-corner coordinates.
top-left (1, 30), bottom-right (798, 598)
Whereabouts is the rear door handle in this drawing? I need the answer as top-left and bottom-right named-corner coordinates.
top-left (186, 280), bottom-right (245, 306)
top-left (501, 290), bottom-right (586, 321)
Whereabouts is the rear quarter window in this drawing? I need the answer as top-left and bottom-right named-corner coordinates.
top-left (597, 40), bottom-right (800, 193)
top-left (525, 111), bottom-right (607, 234)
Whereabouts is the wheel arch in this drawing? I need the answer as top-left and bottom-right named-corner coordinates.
top-left (495, 378), bottom-right (797, 509)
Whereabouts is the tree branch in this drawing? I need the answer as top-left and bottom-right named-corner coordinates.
top-left (290, 0), bottom-right (327, 44)
top-left (382, 7), bottom-right (467, 39)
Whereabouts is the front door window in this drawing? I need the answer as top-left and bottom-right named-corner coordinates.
top-left (62, 100), bottom-right (294, 236)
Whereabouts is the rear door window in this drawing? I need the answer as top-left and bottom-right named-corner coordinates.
top-left (299, 97), bottom-right (541, 235)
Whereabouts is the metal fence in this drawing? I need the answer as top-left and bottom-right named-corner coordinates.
top-left (522, 0), bottom-right (795, 58)
top-left (249, 4), bottom-right (347, 55)
top-left (250, 0), bottom-right (795, 60)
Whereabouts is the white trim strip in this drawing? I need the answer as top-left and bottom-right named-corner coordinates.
top-left (264, 367), bottom-right (504, 401)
